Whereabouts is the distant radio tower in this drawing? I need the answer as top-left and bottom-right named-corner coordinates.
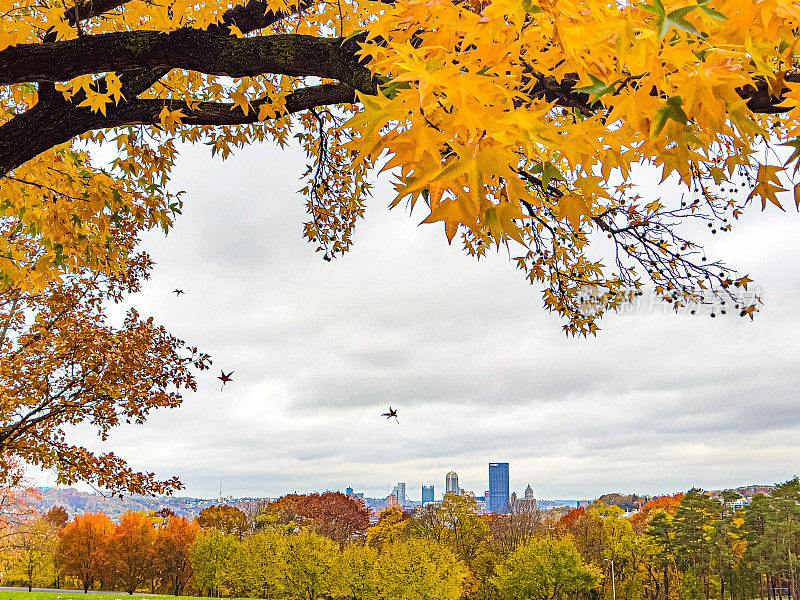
top-left (219, 478), bottom-right (223, 501)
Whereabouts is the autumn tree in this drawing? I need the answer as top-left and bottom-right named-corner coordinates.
top-left (189, 529), bottom-right (240, 597)
top-left (333, 544), bottom-right (381, 600)
top-left (0, 457), bottom-right (40, 534)
top-left (436, 492), bottom-right (491, 564)
top-left (44, 507), bottom-right (70, 531)
top-left (266, 492), bottom-right (370, 546)
top-left (0, 223), bottom-right (210, 495)
top-left (1, 0), bottom-right (798, 345)
top-left (366, 506), bottom-right (410, 550)
top-left (278, 531), bottom-right (339, 600)
top-left (492, 537), bottom-right (602, 600)
top-left (153, 515), bottom-right (200, 596)
top-left (196, 505), bottom-right (250, 539)
top-left (376, 538), bottom-right (465, 600)
top-left (108, 512), bottom-right (157, 594)
top-left (56, 512), bottom-right (113, 593)
top-left (9, 517), bottom-right (59, 591)
top-left (232, 530), bottom-right (286, 598)
top-left (491, 501), bottom-right (543, 554)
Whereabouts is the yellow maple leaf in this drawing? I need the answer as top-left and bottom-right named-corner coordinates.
top-left (105, 73), bottom-right (125, 104)
top-left (557, 193), bottom-right (592, 230)
top-left (748, 165), bottom-right (787, 210)
top-left (78, 91), bottom-right (111, 116)
top-left (422, 199), bottom-right (477, 243)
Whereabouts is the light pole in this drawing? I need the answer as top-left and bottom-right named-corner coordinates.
top-left (604, 558), bottom-right (616, 600)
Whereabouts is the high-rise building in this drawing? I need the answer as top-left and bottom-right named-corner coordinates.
top-left (346, 487), bottom-right (354, 496)
top-left (488, 462), bottom-right (509, 514)
top-left (422, 485), bottom-right (434, 505)
top-left (393, 482), bottom-right (406, 505)
top-left (446, 471), bottom-right (459, 495)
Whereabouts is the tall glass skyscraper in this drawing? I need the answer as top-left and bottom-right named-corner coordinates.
top-left (422, 485), bottom-right (434, 505)
top-left (393, 482), bottom-right (406, 505)
top-left (488, 462), bottom-right (509, 513)
top-left (445, 471), bottom-right (459, 495)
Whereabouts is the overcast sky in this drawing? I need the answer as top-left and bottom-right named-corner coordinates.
top-left (45, 140), bottom-right (800, 502)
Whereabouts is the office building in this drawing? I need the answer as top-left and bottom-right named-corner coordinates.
top-left (488, 462), bottom-right (509, 513)
top-left (392, 482), bottom-right (406, 505)
top-left (446, 471), bottom-right (459, 495)
top-left (422, 485), bottom-right (434, 505)
top-left (346, 487), bottom-right (354, 496)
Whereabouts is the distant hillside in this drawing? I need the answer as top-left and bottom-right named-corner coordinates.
top-left (33, 488), bottom-right (269, 520)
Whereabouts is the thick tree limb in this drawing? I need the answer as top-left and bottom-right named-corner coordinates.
top-left (0, 83), bottom-right (359, 176)
top-left (0, 31), bottom-right (373, 90)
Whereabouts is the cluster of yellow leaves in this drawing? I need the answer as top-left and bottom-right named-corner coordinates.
top-left (352, 0), bottom-right (800, 230)
top-left (2, 0), bottom-right (797, 332)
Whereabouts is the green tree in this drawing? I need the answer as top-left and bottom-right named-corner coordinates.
top-left (9, 518), bottom-right (58, 591)
top-left (234, 530), bottom-right (286, 598)
top-left (492, 537), bottom-right (601, 600)
top-left (645, 510), bottom-right (679, 600)
top-left (333, 544), bottom-right (381, 600)
top-left (744, 480), bottom-right (800, 600)
top-left (376, 538), bottom-right (465, 600)
top-left (189, 529), bottom-right (239, 597)
top-left (437, 493), bottom-right (490, 564)
top-left (366, 506), bottom-right (409, 551)
top-left (673, 489), bottom-right (720, 600)
top-left (279, 531), bottom-right (338, 600)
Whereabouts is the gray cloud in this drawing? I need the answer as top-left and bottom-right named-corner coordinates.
top-left (50, 141), bottom-right (800, 503)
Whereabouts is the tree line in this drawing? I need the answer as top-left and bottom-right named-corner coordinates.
top-left (3, 481), bottom-right (800, 600)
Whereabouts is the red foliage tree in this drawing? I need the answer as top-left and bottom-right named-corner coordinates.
top-left (43, 506), bottom-right (69, 531)
top-left (153, 516), bottom-right (199, 596)
top-left (269, 492), bottom-right (370, 546)
top-left (558, 507), bottom-right (586, 536)
top-left (56, 513), bottom-right (113, 592)
top-left (109, 512), bottom-right (157, 595)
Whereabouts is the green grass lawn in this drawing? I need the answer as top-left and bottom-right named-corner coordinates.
top-left (0, 592), bottom-right (215, 600)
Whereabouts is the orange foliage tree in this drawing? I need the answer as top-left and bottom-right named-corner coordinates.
top-left (109, 512), bottom-right (157, 595)
top-left (56, 512), bottom-right (114, 592)
top-left (153, 516), bottom-right (200, 596)
top-left (267, 492), bottom-right (371, 546)
top-left (630, 494), bottom-right (685, 533)
top-left (0, 220), bottom-right (211, 495)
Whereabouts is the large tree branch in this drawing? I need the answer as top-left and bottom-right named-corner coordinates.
top-left (0, 31), bottom-right (372, 90)
top-left (0, 83), bottom-right (361, 176)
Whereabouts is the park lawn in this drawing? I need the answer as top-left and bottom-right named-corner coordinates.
top-left (0, 593), bottom-right (217, 600)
